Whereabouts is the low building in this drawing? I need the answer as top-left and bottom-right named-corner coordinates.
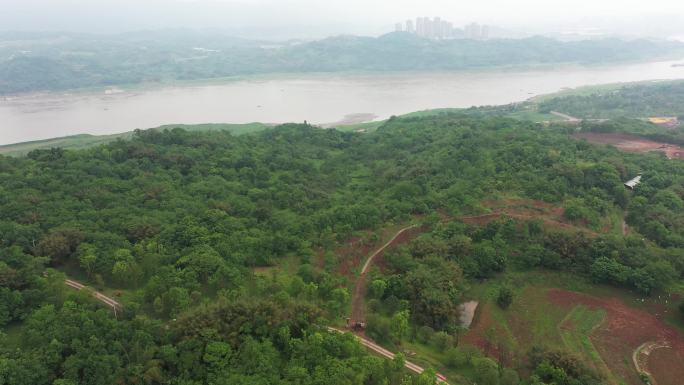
top-left (647, 117), bottom-right (678, 127)
top-left (624, 175), bottom-right (642, 190)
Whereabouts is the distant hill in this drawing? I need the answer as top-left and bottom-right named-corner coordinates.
top-left (281, 34), bottom-right (684, 71)
top-left (1, 30), bottom-right (683, 94)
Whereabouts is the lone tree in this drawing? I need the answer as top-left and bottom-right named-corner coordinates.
top-left (497, 286), bottom-right (514, 309)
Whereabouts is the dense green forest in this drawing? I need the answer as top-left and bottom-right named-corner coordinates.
top-left (1, 114), bottom-right (683, 384)
top-left (538, 81), bottom-right (684, 119)
top-left (1, 30), bottom-right (683, 94)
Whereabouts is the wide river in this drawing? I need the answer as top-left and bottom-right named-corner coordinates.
top-left (2, 59), bottom-right (684, 145)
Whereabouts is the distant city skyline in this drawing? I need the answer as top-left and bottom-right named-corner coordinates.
top-left (395, 17), bottom-right (491, 40)
top-left (1, 0), bottom-right (682, 40)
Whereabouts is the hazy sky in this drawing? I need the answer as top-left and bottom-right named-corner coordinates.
top-left (2, 0), bottom-right (684, 39)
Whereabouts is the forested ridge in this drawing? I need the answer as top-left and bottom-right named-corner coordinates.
top-left (1, 114), bottom-right (683, 384)
top-left (539, 81), bottom-right (684, 120)
top-left (2, 31), bottom-right (683, 94)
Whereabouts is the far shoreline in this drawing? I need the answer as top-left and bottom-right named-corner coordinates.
top-left (3, 56), bottom-right (684, 100)
top-left (2, 58), bottom-right (684, 147)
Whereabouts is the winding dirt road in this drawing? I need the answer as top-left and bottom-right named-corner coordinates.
top-left (550, 111), bottom-right (582, 123)
top-left (350, 224), bottom-right (419, 325)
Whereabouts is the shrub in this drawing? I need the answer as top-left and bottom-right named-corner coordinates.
top-left (497, 286), bottom-right (513, 309)
top-left (416, 325), bottom-right (435, 344)
top-left (473, 357), bottom-right (500, 385)
top-left (445, 347), bottom-right (470, 368)
top-left (430, 331), bottom-right (454, 350)
top-left (366, 314), bottom-right (391, 343)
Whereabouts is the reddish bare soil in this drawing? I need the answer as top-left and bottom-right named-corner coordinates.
top-left (647, 347), bottom-right (684, 385)
top-left (574, 132), bottom-right (684, 160)
top-left (459, 198), bottom-right (612, 235)
top-left (548, 289), bottom-right (684, 385)
top-left (332, 235), bottom-right (375, 279)
top-left (460, 303), bottom-right (503, 358)
top-left (482, 198), bottom-right (565, 217)
top-left (463, 286), bottom-right (567, 370)
top-left (461, 212), bottom-right (591, 233)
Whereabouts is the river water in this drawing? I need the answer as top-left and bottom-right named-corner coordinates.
top-left (1, 59), bottom-right (684, 145)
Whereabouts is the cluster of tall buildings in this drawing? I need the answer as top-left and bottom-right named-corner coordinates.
top-left (394, 17), bottom-right (490, 40)
top-left (463, 23), bottom-right (490, 40)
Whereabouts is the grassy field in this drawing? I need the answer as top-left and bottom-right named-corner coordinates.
top-left (0, 122), bottom-right (271, 156)
top-left (0, 132), bottom-right (135, 157)
top-left (361, 271), bottom-right (629, 384)
top-left (503, 109), bottom-right (563, 122)
top-left (558, 305), bottom-right (615, 383)
top-left (529, 81), bottom-right (658, 103)
top-left (156, 122), bottom-right (271, 135)
top-left (461, 269), bottom-right (684, 385)
top-left (334, 120), bottom-right (385, 133)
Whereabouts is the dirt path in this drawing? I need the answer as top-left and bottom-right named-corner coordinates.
top-left (65, 278), bottom-right (122, 317)
top-left (327, 327), bottom-right (448, 384)
top-left (622, 210), bottom-right (629, 236)
top-left (633, 341), bottom-right (670, 385)
top-left (551, 111), bottom-right (582, 123)
top-left (574, 132), bottom-right (684, 160)
top-left (460, 211), bottom-right (599, 235)
top-left (350, 224), bottom-right (419, 325)
top-left (342, 224), bottom-right (449, 383)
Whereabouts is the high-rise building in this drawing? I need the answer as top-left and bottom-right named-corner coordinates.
top-left (406, 19), bottom-right (414, 34)
top-left (481, 25), bottom-right (490, 40)
top-left (425, 17), bottom-right (433, 38)
top-left (465, 22), bottom-right (480, 39)
top-left (433, 17), bottom-right (442, 39)
top-left (441, 21), bottom-right (451, 39)
top-left (447, 22), bottom-right (455, 38)
top-left (396, 16), bottom-right (489, 40)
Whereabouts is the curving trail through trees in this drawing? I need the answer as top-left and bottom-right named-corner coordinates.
top-left (350, 224), bottom-right (419, 325)
top-left (64, 278), bottom-right (122, 317)
top-left (344, 224), bottom-right (449, 383)
top-left (550, 111), bottom-right (582, 123)
top-left (327, 327), bottom-right (449, 384)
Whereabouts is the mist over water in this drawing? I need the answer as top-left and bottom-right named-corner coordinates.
top-left (2, 59), bottom-right (684, 145)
